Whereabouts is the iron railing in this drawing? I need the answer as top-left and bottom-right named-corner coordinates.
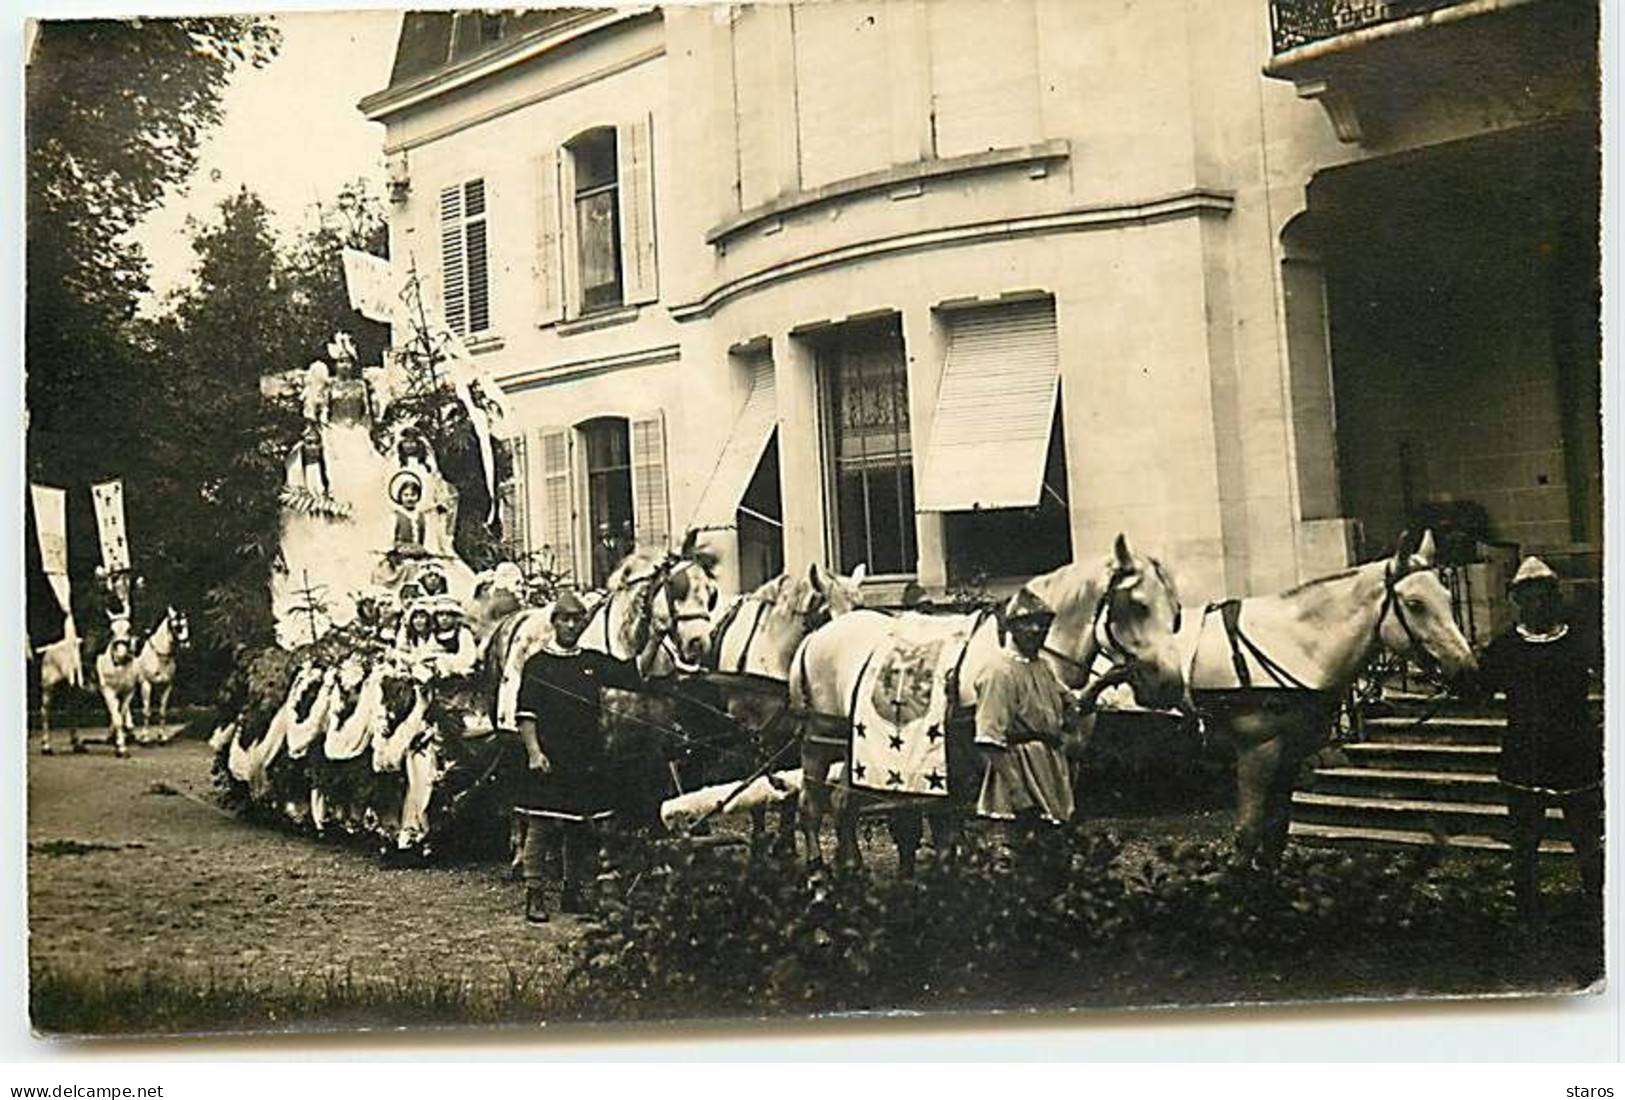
top-left (1269, 0), bottom-right (1466, 53)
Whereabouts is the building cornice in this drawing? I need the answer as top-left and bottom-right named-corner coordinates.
top-left (381, 45), bottom-right (664, 154)
top-left (671, 188), bottom-right (1235, 322)
top-left (496, 343), bottom-right (681, 393)
top-left (706, 140), bottom-right (1073, 247)
top-left (359, 7), bottom-right (658, 123)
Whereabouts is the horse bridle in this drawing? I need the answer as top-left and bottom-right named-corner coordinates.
top-left (1376, 562), bottom-right (1437, 673)
top-left (601, 556), bottom-right (714, 661)
top-left (1050, 562), bottom-right (1183, 680)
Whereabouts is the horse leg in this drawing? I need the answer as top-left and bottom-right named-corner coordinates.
top-left (770, 797), bottom-right (798, 860)
top-left (832, 783), bottom-right (863, 870)
top-left (799, 750), bottom-right (833, 869)
top-left (888, 810), bottom-right (923, 878)
top-left (928, 811), bottom-right (961, 864)
top-left (140, 677), bottom-right (153, 733)
top-left (111, 691), bottom-right (131, 758)
top-left (1232, 737), bottom-right (1282, 870)
top-left (158, 681), bottom-right (174, 733)
top-left (40, 681), bottom-right (52, 755)
top-left (1260, 747), bottom-right (1305, 869)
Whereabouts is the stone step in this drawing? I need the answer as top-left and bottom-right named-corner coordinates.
top-left (1289, 820), bottom-right (1575, 855)
top-left (1358, 714), bottom-right (1505, 745)
top-left (1342, 740), bottom-right (1499, 773)
top-left (1308, 766), bottom-right (1505, 804)
top-left (1291, 790), bottom-right (1567, 840)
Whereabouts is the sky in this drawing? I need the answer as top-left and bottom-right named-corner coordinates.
top-left (125, 9), bottom-right (403, 308)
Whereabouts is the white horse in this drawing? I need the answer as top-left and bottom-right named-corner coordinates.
top-left (93, 626), bottom-right (143, 758)
top-left (1183, 530), bottom-right (1477, 868)
top-left (135, 606), bottom-right (190, 736)
top-left (37, 616), bottom-right (85, 756)
top-left (487, 534), bottom-right (724, 732)
top-left (792, 535), bottom-right (1188, 871)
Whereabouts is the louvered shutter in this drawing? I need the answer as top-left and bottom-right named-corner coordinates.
top-left (617, 113), bottom-right (659, 305)
top-left (439, 184), bottom-right (468, 335)
top-left (538, 426), bottom-right (577, 583)
top-left (557, 151), bottom-right (579, 320)
top-left (464, 179), bottom-right (490, 334)
top-left (915, 300), bottom-right (1060, 511)
top-left (501, 433), bottom-right (532, 558)
top-left (630, 412), bottom-right (671, 553)
top-left (534, 149), bottom-right (564, 326)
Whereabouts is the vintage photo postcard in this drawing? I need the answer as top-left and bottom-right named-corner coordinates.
top-left (22, 1), bottom-right (1606, 1040)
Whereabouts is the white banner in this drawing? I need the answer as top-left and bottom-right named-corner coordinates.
top-left (30, 483), bottom-right (72, 616)
top-left (342, 247), bottom-right (402, 325)
top-left (90, 478), bottom-right (131, 572)
top-left (30, 482), bottom-right (67, 575)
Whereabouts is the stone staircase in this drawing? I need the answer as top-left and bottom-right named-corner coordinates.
top-left (1289, 693), bottom-right (1577, 855)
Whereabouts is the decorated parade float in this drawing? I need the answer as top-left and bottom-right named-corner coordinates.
top-left (202, 253), bottom-right (834, 864)
top-left (206, 257), bottom-right (548, 861)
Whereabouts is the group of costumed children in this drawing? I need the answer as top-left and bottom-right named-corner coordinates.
top-left (214, 425), bottom-right (530, 859)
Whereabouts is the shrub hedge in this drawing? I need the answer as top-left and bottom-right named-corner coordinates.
top-left (563, 825), bottom-right (1547, 1020)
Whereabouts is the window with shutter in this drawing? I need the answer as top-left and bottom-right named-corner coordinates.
top-left (538, 426), bottom-right (577, 584)
top-left (630, 413), bottom-right (671, 554)
top-left (566, 130), bottom-right (623, 314)
top-left (499, 433), bottom-right (532, 561)
top-left (439, 177), bottom-right (491, 336)
top-left (618, 114), bottom-right (658, 305)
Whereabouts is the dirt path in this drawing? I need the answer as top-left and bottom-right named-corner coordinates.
top-left (26, 735), bottom-right (577, 1012)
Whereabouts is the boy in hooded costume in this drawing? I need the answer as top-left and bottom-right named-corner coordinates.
top-left (1475, 557), bottom-right (1602, 920)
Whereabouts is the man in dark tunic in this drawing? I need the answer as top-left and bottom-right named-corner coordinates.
top-left (1475, 557), bottom-right (1602, 920)
top-left (514, 590), bottom-right (658, 923)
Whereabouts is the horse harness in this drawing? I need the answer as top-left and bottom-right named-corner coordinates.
top-left (704, 588), bottom-right (832, 676)
top-left (595, 556), bottom-right (713, 661)
top-left (1192, 561), bottom-right (1431, 715)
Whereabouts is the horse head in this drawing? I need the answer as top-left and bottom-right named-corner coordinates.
top-left (807, 561), bottom-right (866, 621)
top-left (1377, 530), bottom-right (1477, 684)
top-left (164, 606), bottom-right (192, 650)
top-left (713, 562), bottom-right (868, 678)
top-left (661, 530), bottom-right (723, 666)
top-left (606, 535), bottom-right (722, 668)
top-left (1029, 534), bottom-right (1186, 709)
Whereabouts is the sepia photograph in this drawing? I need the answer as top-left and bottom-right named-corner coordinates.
top-left (18, 0), bottom-right (1608, 1043)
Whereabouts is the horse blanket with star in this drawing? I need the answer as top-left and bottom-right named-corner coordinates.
top-left (849, 633), bottom-right (962, 796)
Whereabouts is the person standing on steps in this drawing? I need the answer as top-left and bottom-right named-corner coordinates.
top-left (1473, 556), bottom-right (1602, 923)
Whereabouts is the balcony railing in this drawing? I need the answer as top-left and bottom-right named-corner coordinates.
top-left (1269, 0), bottom-right (1466, 53)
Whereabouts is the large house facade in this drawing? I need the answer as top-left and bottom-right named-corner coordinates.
top-left (359, 1), bottom-right (1599, 615)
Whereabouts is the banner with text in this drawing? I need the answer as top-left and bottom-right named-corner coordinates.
top-left (90, 478), bottom-right (131, 572)
top-left (29, 482), bottom-right (71, 613)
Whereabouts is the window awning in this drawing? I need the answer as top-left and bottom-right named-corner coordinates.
top-left (690, 356), bottom-right (777, 528)
top-left (915, 300), bottom-right (1060, 511)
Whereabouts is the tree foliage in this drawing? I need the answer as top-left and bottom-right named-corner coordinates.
top-left (140, 184), bottom-right (392, 654)
top-left (26, 13), bottom-right (399, 691)
top-left (26, 17), bottom-right (281, 662)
